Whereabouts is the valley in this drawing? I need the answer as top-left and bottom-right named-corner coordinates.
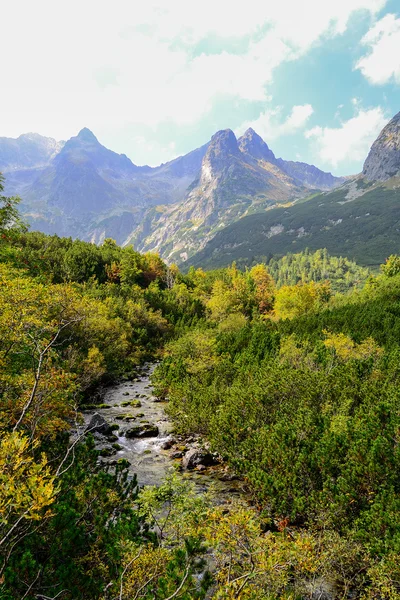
top-left (2, 1), bottom-right (400, 597)
top-left (1, 171), bottom-right (400, 598)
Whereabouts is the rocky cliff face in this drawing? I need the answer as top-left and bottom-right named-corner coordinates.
top-left (363, 111), bottom-right (400, 181)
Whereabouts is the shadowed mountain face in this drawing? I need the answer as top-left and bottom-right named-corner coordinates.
top-left (0, 126), bottom-right (343, 254)
top-left (188, 112), bottom-right (400, 270)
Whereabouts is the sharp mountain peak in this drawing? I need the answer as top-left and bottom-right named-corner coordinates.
top-left (238, 128), bottom-right (277, 163)
top-left (75, 127), bottom-right (100, 143)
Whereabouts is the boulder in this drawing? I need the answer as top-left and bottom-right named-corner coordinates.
top-left (171, 451), bottom-right (184, 459)
top-left (86, 413), bottom-right (114, 436)
top-left (124, 424), bottom-right (159, 438)
top-left (182, 449), bottom-right (219, 470)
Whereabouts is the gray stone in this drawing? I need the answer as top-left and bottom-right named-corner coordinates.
top-left (182, 449), bottom-right (219, 470)
top-left (161, 438), bottom-right (175, 450)
top-left (171, 451), bottom-right (184, 459)
top-left (124, 424), bottom-right (159, 438)
top-left (86, 413), bottom-right (114, 436)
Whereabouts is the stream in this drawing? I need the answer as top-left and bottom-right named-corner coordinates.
top-left (81, 362), bottom-right (246, 501)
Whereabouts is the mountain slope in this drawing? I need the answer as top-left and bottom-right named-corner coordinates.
top-left (276, 158), bottom-right (345, 190)
top-left (10, 129), bottom-right (207, 241)
top-left (238, 128), bottom-right (344, 190)
top-left (187, 178), bottom-right (400, 269)
top-left (188, 110), bottom-right (400, 270)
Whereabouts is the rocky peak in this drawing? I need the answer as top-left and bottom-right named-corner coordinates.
top-left (76, 127), bottom-right (99, 144)
top-left (0, 133), bottom-right (64, 171)
top-left (238, 128), bottom-right (277, 163)
top-left (363, 111), bottom-right (400, 181)
top-left (55, 128), bottom-right (137, 174)
top-left (198, 129), bottom-right (241, 184)
top-left (207, 129), bottom-right (240, 159)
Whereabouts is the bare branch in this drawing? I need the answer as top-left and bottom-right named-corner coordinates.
top-left (119, 549), bottom-right (143, 600)
top-left (162, 563), bottom-right (190, 600)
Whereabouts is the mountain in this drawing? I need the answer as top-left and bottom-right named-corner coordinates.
top-left (276, 159), bottom-right (345, 190)
top-left (0, 133), bottom-right (65, 198)
top-left (27, 128), bottom-right (140, 215)
top-left (188, 111), bottom-right (400, 270)
top-left (128, 128), bottom-right (343, 262)
top-left (0, 126), bottom-right (343, 252)
top-left (1, 129), bottom-right (208, 241)
top-left (0, 133), bottom-right (64, 172)
top-left (237, 127), bottom-right (278, 163)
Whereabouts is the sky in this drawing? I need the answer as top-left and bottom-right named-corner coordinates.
top-left (1, 0), bottom-right (399, 175)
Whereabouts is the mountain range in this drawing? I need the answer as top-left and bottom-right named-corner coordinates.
top-left (1, 111), bottom-right (399, 269)
top-left (0, 126), bottom-right (344, 262)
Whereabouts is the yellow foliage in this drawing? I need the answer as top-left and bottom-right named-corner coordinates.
top-left (323, 331), bottom-right (383, 363)
top-left (279, 334), bottom-right (316, 369)
top-left (166, 330), bottom-right (220, 374)
top-left (218, 313), bottom-right (248, 333)
top-left (274, 281), bottom-right (331, 320)
top-left (117, 542), bottom-right (171, 599)
top-left (0, 432), bottom-right (57, 533)
top-left (203, 503), bottom-right (318, 599)
top-left (80, 346), bottom-right (106, 388)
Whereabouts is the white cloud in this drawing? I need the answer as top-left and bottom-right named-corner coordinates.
top-left (0, 0), bottom-right (387, 164)
top-left (305, 106), bottom-right (387, 168)
top-left (238, 104), bottom-right (314, 141)
top-left (356, 14), bottom-right (400, 84)
top-left (281, 105), bottom-right (315, 133)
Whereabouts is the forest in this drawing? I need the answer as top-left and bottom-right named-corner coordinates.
top-left (1, 175), bottom-right (400, 599)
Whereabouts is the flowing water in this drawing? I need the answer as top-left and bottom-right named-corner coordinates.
top-left (82, 363), bottom-right (246, 501)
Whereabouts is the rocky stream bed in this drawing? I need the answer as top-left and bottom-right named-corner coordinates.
top-left (80, 363), bottom-right (246, 501)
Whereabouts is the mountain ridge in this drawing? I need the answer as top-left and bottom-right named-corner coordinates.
top-left (0, 125), bottom-right (343, 256)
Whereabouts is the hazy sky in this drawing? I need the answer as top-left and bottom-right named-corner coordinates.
top-left (1, 0), bottom-right (399, 174)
